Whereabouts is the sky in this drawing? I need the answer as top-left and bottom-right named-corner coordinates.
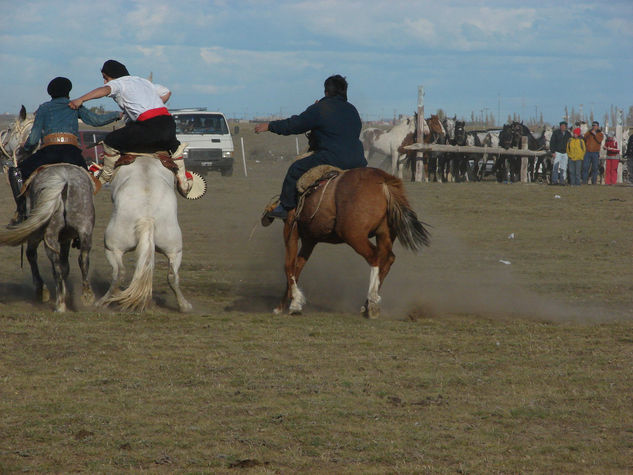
top-left (1, 0), bottom-right (632, 125)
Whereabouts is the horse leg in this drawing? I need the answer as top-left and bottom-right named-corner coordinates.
top-left (391, 149), bottom-right (399, 176)
top-left (287, 239), bottom-right (316, 314)
top-left (275, 216), bottom-right (302, 315)
top-left (45, 239), bottom-right (67, 312)
top-left (96, 248), bottom-right (125, 306)
top-left (26, 240), bottom-right (49, 303)
top-left (77, 234), bottom-right (94, 306)
top-left (166, 250), bottom-right (192, 312)
top-left (343, 233), bottom-right (382, 318)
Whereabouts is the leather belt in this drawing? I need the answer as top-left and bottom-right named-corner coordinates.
top-left (41, 133), bottom-right (79, 148)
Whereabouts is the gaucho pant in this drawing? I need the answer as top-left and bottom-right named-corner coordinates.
top-left (280, 153), bottom-right (331, 210)
top-left (18, 144), bottom-right (87, 180)
top-left (105, 115), bottom-right (180, 154)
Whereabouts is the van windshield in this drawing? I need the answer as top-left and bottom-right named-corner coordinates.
top-left (173, 114), bottom-right (229, 135)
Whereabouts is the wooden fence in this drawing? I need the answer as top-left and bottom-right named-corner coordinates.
top-left (404, 137), bottom-right (549, 183)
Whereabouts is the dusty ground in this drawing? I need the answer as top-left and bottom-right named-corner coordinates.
top-left (0, 123), bottom-right (632, 472)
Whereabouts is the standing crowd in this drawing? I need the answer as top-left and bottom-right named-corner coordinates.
top-left (549, 120), bottom-right (631, 186)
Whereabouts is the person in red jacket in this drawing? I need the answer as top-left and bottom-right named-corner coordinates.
top-left (603, 132), bottom-right (620, 185)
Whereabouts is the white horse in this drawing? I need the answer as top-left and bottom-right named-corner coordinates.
top-left (361, 115), bottom-right (429, 176)
top-left (97, 156), bottom-right (192, 312)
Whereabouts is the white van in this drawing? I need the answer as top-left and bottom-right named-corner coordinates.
top-left (170, 108), bottom-right (235, 176)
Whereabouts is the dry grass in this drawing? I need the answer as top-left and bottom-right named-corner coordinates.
top-left (0, 124), bottom-right (632, 473)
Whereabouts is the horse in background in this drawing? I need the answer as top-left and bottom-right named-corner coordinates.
top-left (0, 107), bottom-right (95, 312)
top-left (277, 167), bottom-right (429, 318)
top-left (361, 115), bottom-right (429, 176)
top-left (414, 115), bottom-right (446, 182)
top-left (97, 156), bottom-right (192, 312)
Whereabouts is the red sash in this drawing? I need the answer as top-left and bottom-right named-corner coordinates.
top-left (137, 107), bottom-right (170, 122)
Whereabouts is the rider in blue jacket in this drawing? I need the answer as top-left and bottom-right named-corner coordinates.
top-left (9, 77), bottom-right (120, 223)
top-left (255, 75), bottom-right (367, 220)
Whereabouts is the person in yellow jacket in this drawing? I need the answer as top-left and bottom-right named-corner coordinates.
top-left (566, 127), bottom-right (586, 186)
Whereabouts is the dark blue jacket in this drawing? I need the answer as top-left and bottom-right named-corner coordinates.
top-left (268, 95), bottom-right (367, 169)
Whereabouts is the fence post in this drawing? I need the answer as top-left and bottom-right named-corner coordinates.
top-left (520, 136), bottom-right (529, 183)
top-left (415, 86), bottom-right (424, 182)
top-left (240, 136), bottom-right (247, 177)
top-left (616, 108), bottom-right (623, 183)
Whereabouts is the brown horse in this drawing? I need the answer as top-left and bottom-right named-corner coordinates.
top-left (276, 167), bottom-right (430, 318)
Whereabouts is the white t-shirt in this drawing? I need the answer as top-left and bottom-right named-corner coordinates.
top-left (107, 76), bottom-right (170, 122)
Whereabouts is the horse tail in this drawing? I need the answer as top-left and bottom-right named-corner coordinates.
top-left (108, 217), bottom-right (155, 311)
top-left (0, 174), bottom-right (67, 247)
top-left (382, 176), bottom-right (430, 252)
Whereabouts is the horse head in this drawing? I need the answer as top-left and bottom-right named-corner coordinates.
top-left (442, 116), bottom-right (456, 142)
top-left (454, 120), bottom-right (467, 146)
top-left (1, 105), bottom-right (33, 164)
top-left (499, 124), bottom-right (514, 149)
top-left (426, 115), bottom-right (446, 143)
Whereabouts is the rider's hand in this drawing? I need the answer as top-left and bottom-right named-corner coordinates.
top-left (68, 99), bottom-right (82, 110)
top-left (254, 122), bottom-right (269, 133)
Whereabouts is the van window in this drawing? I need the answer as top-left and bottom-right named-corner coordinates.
top-left (173, 114), bottom-right (229, 135)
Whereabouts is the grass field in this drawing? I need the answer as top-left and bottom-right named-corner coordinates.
top-left (0, 123), bottom-right (632, 473)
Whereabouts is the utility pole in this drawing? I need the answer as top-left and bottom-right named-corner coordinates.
top-left (497, 93), bottom-right (501, 128)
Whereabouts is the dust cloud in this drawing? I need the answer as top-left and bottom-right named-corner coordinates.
top-left (234, 219), bottom-right (626, 323)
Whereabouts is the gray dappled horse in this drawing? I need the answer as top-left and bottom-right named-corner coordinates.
top-left (0, 107), bottom-right (95, 312)
top-left (0, 165), bottom-right (96, 312)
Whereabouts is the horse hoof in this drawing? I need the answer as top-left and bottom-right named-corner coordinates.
top-left (81, 290), bottom-right (95, 306)
top-left (273, 307), bottom-right (282, 315)
top-left (54, 303), bottom-right (67, 313)
top-left (40, 287), bottom-right (50, 303)
top-left (362, 301), bottom-right (380, 319)
top-left (179, 301), bottom-right (193, 313)
top-left (289, 303), bottom-right (303, 315)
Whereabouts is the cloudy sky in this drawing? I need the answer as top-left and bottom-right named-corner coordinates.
top-left (1, 0), bottom-right (632, 124)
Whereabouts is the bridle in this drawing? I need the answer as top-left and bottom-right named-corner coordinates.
top-left (0, 116), bottom-right (34, 166)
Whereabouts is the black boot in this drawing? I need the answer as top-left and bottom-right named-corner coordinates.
top-left (7, 167), bottom-right (26, 225)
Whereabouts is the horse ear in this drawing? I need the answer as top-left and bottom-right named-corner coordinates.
top-left (19, 105), bottom-right (27, 121)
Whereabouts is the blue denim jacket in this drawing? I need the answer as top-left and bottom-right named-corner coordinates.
top-left (24, 97), bottom-right (120, 152)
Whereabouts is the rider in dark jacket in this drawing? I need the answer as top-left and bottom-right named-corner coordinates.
top-left (255, 75), bottom-right (367, 219)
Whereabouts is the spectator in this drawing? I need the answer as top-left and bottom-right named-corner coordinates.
top-left (582, 121), bottom-right (604, 184)
top-left (603, 132), bottom-right (620, 185)
top-left (566, 127), bottom-right (586, 186)
top-left (549, 121), bottom-right (571, 185)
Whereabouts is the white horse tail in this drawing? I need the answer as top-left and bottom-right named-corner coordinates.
top-left (108, 217), bottom-right (155, 311)
top-left (0, 175), bottom-right (66, 247)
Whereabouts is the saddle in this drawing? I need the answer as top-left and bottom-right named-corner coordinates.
top-left (296, 164), bottom-right (343, 195)
top-left (261, 165), bottom-right (344, 227)
top-left (112, 152), bottom-right (206, 200)
top-left (21, 163), bottom-right (96, 196)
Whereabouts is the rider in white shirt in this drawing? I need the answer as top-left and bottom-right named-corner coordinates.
top-left (69, 60), bottom-right (191, 194)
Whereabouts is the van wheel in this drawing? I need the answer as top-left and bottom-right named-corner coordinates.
top-left (221, 166), bottom-right (233, 177)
